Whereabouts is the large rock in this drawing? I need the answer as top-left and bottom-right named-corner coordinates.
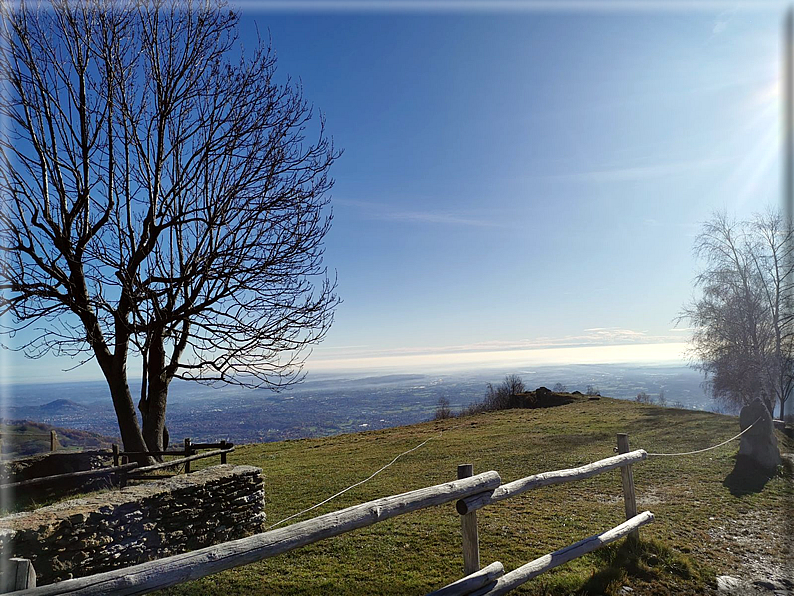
top-left (738, 398), bottom-right (780, 471)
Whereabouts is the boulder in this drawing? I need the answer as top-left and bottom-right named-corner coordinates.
top-left (738, 398), bottom-right (780, 472)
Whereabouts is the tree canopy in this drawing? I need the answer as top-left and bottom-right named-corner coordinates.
top-left (680, 210), bottom-right (793, 419)
top-left (0, 0), bottom-right (340, 455)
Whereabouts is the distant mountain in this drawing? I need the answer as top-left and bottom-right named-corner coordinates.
top-left (39, 399), bottom-right (87, 413)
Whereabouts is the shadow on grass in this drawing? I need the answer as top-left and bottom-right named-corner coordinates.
top-left (578, 539), bottom-right (696, 596)
top-left (723, 454), bottom-right (778, 496)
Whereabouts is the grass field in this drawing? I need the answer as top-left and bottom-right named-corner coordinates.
top-left (156, 395), bottom-right (792, 595)
top-left (0, 420), bottom-right (114, 458)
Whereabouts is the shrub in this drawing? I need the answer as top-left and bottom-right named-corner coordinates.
top-left (433, 397), bottom-right (454, 420)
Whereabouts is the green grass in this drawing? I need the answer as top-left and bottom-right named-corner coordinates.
top-left (0, 420), bottom-right (114, 457)
top-left (149, 396), bottom-right (791, 595)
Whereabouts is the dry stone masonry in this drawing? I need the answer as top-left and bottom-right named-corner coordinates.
top-left (0, 464), bottom-right (265, 585)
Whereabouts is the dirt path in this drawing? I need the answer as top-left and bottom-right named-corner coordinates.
top-left (709, 454), bottom-right (794, 595)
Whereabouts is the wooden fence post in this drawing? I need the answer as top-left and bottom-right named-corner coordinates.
top-left (616, 433), bottom-right (639, 543)
top-left (119, 455), bottom-right (129, 488)
top-left (5, 558), bottom-right (37, 590)
top-left (112, 444), bottom-right (119, 467)
top-left (50, 430), bottom-right (57, 451)
top-left (458, 463), bottom-right (480, 575)
top-left (220, 440), bottom-right (227, 464)
top-left (184, 438), bottom-right (192, 473)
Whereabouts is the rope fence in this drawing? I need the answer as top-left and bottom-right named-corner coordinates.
top-left (266, 424), bottom-right (461, 529)
top-left (268, 414), bottom-right (770, 530)
top-left (646, 417), bottom-right (762, 457)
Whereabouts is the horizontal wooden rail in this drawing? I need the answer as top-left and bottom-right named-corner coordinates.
top-left (457, 450), bottom-right (647, 515)
top-left (0, 463), bottom-right (139, 491)
top-left (191, 441), bottom-right (234, 450)
top-left (119, 450), bottom-right (190, 457)
top-left (130, 448), bottom-right (233, 475)
top-left (17, 470), bottom-right (501, 595)
top-left (468, 512), bottom-right (655, 596)
top-left (426, 562), bottom-right (505, 596)
top-left (119, 443), bottom-right (233, 458)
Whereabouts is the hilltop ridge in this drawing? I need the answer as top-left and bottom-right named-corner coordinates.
top-left (160, 395), bottom-right (793, 596)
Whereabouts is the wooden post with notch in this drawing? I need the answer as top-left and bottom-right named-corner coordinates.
top-left (458, 463), bottom-right (480, 575)
top-left (184, 438), bottom-right (192, 473)
top-left (220, 440), bottom-right (227, 464)
top-left (616, 433), bottom-right (639, 543)
top-left (5, 558), bottom-right (36, 591)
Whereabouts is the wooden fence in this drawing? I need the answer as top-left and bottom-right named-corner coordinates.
top-left (0, 440), bottom-right (234, 492)
top-left (114, 439), bottom-right (234, 482)
top-left (6, 433), bottom-right (652, 595)
top-left (0, 430), bottom-right (59, 457)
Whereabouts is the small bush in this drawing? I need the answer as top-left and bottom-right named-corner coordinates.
top-left (433, 397), bottom-right (454, 420)
top-left (458, 375), bottom-right (528, 417)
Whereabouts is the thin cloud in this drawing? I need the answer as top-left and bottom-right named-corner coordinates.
top-left (712, 6), bottom-right (739, 35)
top-left (545, 157), bottom-right (730, 183)
top-left (335, 199), bottom-right (515, 229)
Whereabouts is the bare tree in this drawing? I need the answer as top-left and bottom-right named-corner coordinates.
top-left (433, 396), bottom-right (453, 420)
top-left (0, 0), bottom-right (340, 457)
top-left (483, 374), bottom-right (525, 410)
top-left (552, 382), bottom-right (567, 393)
top-left (680, 210), bottom-right (794, 419)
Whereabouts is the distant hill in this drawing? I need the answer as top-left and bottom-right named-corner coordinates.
top-left (38, 399), bottom-right (88, 414)
top-left (0, 419), bottom-right (116, 457)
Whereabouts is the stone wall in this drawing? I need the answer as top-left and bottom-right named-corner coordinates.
top-left (0, 464), bottom-right (265, 585)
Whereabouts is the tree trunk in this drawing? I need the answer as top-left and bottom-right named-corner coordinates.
top-left (141, 331), bottom-right (170, 455)
top-left (106, 374), bottom-right (151, 464)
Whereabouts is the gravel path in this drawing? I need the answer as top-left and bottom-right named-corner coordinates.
top-left (712, 454), bottom-right (794, 595)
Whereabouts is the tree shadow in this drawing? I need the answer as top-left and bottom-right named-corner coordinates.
top-left (723, 454), bottom-right (778, 496)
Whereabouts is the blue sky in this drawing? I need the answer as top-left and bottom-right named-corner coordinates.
top-left (2, 1), bottom-right (786, 381)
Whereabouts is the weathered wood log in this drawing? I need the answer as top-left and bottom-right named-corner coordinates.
top-left (119, 450), bottom-right (189, 457)
top-left (456, 450), bottom-right (647, 515)
top-left (184, 439), bottom-right (192, 473)
top-left (132, 448), bottom-right (233, 474)
top-left (458, 464), bottom-right (480, 575)
top-left (0, 463), bottom-right (139, 491)
top-left (425, 562), bottom-right (504, 596)
top-left (616, 434), bottom-right (639, 542)
top-left (16, 471), bottom-right (501, 596)
top-left (468, 512), bottom-right (655, 596)
top-left (0, 558), bottom-right (37, 591)
top-left (192, 441), bottom-right (234, 450)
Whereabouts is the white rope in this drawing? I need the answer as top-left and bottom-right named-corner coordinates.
top-left (647, 417), bottom-right (762, 457)
top-left (265, 425), bottom-right (456, 530)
